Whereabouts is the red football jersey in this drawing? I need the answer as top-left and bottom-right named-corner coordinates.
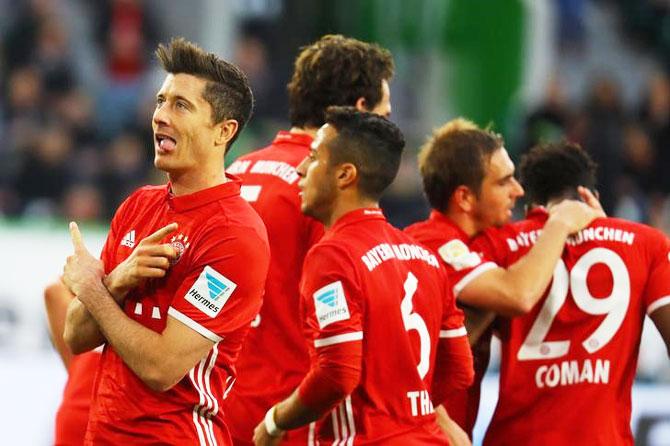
top-left (301, 208), bottom-right (471, 444)
top-left (475, 208), bottom-right (670, 446)
top-left (224, 131), bottom-right (324, 445)
top-left (404, 210), bottom-right (497, 435)
top-left (86, 176), bottom-right (270, 446)
top-left (54, 351), bottom-right (100, 445)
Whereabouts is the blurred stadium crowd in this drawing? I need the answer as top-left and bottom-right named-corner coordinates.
top-left (0, 0), bottom-right (669, 232)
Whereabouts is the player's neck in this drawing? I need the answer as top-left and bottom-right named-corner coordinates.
top-left (325, 196), bottom-right (378, 228)
top-left (168, 168), bottom-right (227, 196)
top-left (444, 209), bottom-right (479, 238)
top-left (289, 126), bottom-right (318, 138)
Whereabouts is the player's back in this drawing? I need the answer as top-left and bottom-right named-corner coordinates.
top-left (479, 209), bottom-right (670, 446)
top-left (303, 209), bottom-right (461, 444)
top-left (224, 131), bottom-right (324, 444)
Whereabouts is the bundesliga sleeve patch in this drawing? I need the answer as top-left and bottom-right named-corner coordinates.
top-left (313, 281), bottom-right (350, 329)
top-left (438, 239), bottom-right (482, 271)
top-left (184, 266), bottom-right (237, 318)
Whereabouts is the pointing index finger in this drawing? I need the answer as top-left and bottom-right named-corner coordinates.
top-left (144, 222), bottom-right (179, 244)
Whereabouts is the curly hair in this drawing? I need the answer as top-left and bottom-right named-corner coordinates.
top-left (519, 141), bottom-right (598, 206)
top-left (418, 118), bottom-right (503, 212)
top-left (325, 106), bottom-right (405, 200)
top-left (156, 37), bottom-right (254, 151)
top-left (288, 35), bottom-right (394, 128)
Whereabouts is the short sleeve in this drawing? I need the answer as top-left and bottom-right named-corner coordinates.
top-left (300, 244), bottom-right (364, 350)
top-left (439, 271), bottom-right (467, 339)
top-left (438, 236), bottom-right (498, 298)
top-left (168, 227), bottom-right (270, 342)
top-left (644, 231), bottom-right (670, 315)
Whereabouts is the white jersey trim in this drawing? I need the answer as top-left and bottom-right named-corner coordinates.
top-left (647, 295), bottom-right (670, 315)
top-left (189, 345), bottom-right (220, 446)
top-left (453, 261), bottom-right (498, 297)
top-left (440, 327), bottom-right (468, 338)
top-left (314, 331), bottom-right (363, 348)
top-left (168, 307), bottom-right (223, 343)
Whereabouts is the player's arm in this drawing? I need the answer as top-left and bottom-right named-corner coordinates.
top-left (254, 340), bottom-right (363, 445)
top-left (44, 280), bottom-right (76, 369)
top-left (650, 305), bottom-right (670, 357)
top-left (63, 223), bottom-right (177, 354)
top-left (435, 405), bottom-right (472, 446)
top-left (458, 199), bottom-right (603, 316)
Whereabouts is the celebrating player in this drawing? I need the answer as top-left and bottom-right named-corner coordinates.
top-left (478, 142), bottom-right (670, 445)
top-left (404, 119), bottom-right (603, 436)
top-left (253, 107), bottom-right (474, 446)
top-left (61, 38), bottom-right (270, 445)
top-left (225, 34), bottom-right (394, 445)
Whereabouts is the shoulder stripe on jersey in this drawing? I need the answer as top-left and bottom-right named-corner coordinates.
top-left (440, 327), bottom-right (468, 338)
top-left (308, 422), bottom-right (316, 446)
top-left (647, 295), bottom-right (670, 315)
top-left (344, 396), bottom-right (356, 445)
top-left (314, 331), bottom-right (363, 348)
top-left (189, 358), bottom-right (210, 446)
top-left (168, 307), bottom-right (223, 343)
top-left (453, 261), bottom-right (498, 296)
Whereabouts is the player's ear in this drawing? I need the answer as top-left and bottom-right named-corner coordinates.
top-left (354, 97), bottom-right (368, 112)
top-left (336, 163), bottom-right (358, 189)
top-left (452, 185), bottom-right (476, 213)
top-left (214, 118), bottom-right (239, 148)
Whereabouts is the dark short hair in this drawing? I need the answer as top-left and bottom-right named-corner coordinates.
top-left (520, 141), bottom-right (598, 206)
top-left (324, 106), bottom-right (405, 200)
top-left (418, 118), bottom-right (503, 212)
top-left (155, 37), bottom-right (254, 151)
top-left (288, 35), bottom-right (394, 128)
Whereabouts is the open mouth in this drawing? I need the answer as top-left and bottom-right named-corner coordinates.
top-left (155, 133), bottom-right (177, 152)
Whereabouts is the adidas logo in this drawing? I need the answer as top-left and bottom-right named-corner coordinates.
top-left (121, 230), bottom-right (136, 248)
top-left (206, 272), bottom-right (228, 301)
top-left (316, 288), bottom-right (338, 307)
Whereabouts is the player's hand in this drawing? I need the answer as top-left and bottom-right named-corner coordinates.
top-left (105, 223), bottom-right (178, 300)
top-left (63, 222), bottom-right (105, 299)
top-left (577, 186), bottom-right (606, 215)
top-left (253, 420), bottom-right (284, 446)
top-left (547, 199), bottom-right (605, 234)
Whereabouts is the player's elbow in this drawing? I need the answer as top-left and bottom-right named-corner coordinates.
top-left (141, 366), bottom-right (183, 392)
top-left (325, 365), bottom-right (361, 398)
top-left (497, 286), bottom-right (536, 317)
top-left (63, 323), bottom-right (89, 355)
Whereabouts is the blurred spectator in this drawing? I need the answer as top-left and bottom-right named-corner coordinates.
top-left (615, 122), bottom-right (656, 222)
top-left (92, 0), bottom-right (161, 138)
top-left (14, 123), bottom-right (73, 217)
top-left (582, 76), bottom-right (625, 215)
top-left (99, 131), bottom-right (149, 217)
top-left (62, 183), bottom-right (103, 222)
top-left (522, 76), bottom-right (570, 151)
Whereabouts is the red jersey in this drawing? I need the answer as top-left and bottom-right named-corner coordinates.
top-left (224, 131), bottom-right (324, 444)
top-left (300, 208), bottom-right (472, 444)
top-left (475, 208), bottom-right (670, 446)
top-left (86, 176), bottom-right (270, 446)
top-left (404, 210), bottom-right (497, 435)
top-left (54, 351), bottom-right (100, 445)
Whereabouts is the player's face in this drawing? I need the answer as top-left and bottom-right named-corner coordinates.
top-left (297, 124), bottom-right (338, 223)
top-left (367, 79), bottom-right (392, 119)
top-left (152, 73), bottom-right (219, 174)
top-left (473, 148), bottom-right (524, 229)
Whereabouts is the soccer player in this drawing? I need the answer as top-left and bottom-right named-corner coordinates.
top-left (477, 142), bottom-right (670, 445)
top-left (44, 280), bottom-right (100, 445)
top-left (61, 38), bottom-right (270, 445)
top-left (252, 107), bottom-right (474, 446)
top-left (225, 35), bottom-right (394, 445)
top-left (404, 119), bottom-right (603, 436)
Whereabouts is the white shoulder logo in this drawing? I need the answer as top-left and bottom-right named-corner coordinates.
top-left (313, 281), bottom-right (350, 329)
top-left (438, 239), bottom-right (482, 271)
top-left (184, 266), bottom-right (237, 317)
top-left (121, 230), bottom-right (135, 248)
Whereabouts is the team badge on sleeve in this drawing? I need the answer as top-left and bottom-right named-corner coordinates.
top-left (313, 281), bottom-right (350, 329)
top-left (438, 239), bottom-right (482, 271)
top-left (184, 266), bottom-right (237, 317)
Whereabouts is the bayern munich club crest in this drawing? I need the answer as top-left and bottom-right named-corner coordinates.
top-left (170, 234), bottom-right (190, 265)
